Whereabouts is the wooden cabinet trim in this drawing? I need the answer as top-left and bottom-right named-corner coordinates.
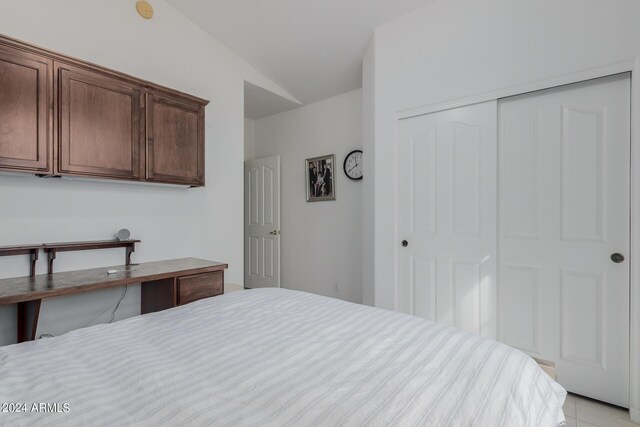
top-left (0, 35), bottom-right (208, 106)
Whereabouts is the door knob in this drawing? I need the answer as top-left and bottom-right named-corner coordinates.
top-left (269, 230), bottom-right (280, 236)
top-left (401, 240), bottom-right (409, 247)
top-left (611, 253), bottom-right (625, 263)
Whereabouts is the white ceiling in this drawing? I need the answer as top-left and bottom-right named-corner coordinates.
top-left (166, 0), bottom-right (436, 105)
top-left (244, 81), bottom-right (301, 120)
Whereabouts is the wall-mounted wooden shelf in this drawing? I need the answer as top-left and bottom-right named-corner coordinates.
top-left (0, 244), bottom-right (43, 276)
top-left (43, 240), bottom-right (140, 274)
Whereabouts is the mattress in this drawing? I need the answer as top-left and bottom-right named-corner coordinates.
top-left (0, 288), bottom-right (566, 426)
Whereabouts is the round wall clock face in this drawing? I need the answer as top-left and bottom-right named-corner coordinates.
top-left (344, 150), bottom-right (363, 180)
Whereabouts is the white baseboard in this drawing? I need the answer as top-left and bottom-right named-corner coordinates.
top-left (224, 283), bottom-right (245, 293)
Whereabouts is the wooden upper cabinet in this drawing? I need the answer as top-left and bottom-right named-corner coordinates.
top-left (56, 62), bottom-right (143, 179)
top-left (147, 92), bottom-right (205, 186)
top-left (0, 34), bottom-right (208, 186)
top-left (0, 45), bottom-right (52, 173)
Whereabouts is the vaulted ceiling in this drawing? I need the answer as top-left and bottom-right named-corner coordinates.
top-left (166, 0), bottom-right (436, 105)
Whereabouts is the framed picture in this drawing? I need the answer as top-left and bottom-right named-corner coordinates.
top-left (305, 154), bottom-right (336, 202)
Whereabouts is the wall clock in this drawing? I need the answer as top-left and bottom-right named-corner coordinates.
top-left (343, 150), bottom-right (363, 180)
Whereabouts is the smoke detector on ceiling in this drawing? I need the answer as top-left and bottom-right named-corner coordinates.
top-left (136, 1), bottom-right (154, 20)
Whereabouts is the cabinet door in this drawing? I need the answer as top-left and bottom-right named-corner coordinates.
top-left (0, 45), bottom-right (52, 173)
top-left (147, 92), bottom-right (204, 186)
top-left (57, 62), bottom-right (143, 179)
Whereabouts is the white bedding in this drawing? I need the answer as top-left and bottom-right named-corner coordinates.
top-left (0, 288), bottom-right (566, 426)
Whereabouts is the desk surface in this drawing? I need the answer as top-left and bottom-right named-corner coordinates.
top-left (0, 258), bottom-right (227, 304)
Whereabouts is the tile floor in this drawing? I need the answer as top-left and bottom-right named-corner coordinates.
top-left (564, 393), bottom-right (638, 427)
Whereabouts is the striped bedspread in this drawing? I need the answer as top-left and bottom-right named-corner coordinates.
top-left (0, 288), bottom-right (566, 426)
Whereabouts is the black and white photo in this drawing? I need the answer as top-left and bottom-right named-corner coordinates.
top-left (305, 154), bottom-right (335, 201)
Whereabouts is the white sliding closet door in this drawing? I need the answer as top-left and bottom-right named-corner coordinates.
top-left (498, 74), bottom-right (630, 406)
top-left (398, 101), bottom-right (497, 338)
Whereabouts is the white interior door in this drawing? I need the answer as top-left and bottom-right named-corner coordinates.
top-left (498, 74), bottom-right (630, 406)
top-left (398, 101), bottom-right (497, 338)
top-left (244, 156), bottom-right (281, 288)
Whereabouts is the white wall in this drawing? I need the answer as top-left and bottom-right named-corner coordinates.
top-left (244, 118), bottom-right (255, 160)
top-left (362, 37), bottom-right (376, 306)
top-left (0, 0), bottom-right (296, 346)
top-left (366, 0), bottom-right (640, 311)
top-left (252, 89), bottom-right (363, 303)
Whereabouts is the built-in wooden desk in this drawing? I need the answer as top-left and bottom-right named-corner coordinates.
top-left (0, 258), bottom-right (227, 343)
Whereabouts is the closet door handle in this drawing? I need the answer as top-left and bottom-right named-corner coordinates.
top-left (611, 253), bottom-right (625, 263)
top-left (401, 240), bottom-right (409, 247)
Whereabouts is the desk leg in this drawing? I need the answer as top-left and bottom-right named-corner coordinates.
top-left (141, 278), bottom-right (176, 314)
top-left (17, 299), bottom-right (42, 343)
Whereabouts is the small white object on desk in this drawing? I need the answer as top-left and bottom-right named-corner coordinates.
top-left (107, 268), bottom-right (142, 275)
top-left (116, 229), bottom-right (131, 241)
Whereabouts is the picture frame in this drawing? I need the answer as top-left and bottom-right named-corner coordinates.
top-left (305, 154), bottom-right (336, 202)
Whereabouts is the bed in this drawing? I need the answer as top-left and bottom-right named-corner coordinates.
top-left (0, 288), bottom-right (566, 426)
